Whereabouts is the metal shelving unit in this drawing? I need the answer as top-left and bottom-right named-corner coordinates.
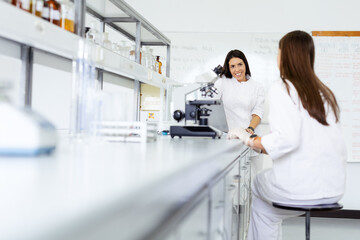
top-left (0, 0), bottom-right (172, 121)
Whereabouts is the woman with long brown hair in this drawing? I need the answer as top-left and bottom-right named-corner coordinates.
top-left (215, 49), bottom-right (264, 135)
top-left (234, 30), bottom-right (347, 239)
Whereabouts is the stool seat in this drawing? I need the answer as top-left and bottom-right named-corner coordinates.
top-left (272, 202), bottom-right (343, 240)
top-left (272, 202), bottom-right (343, 212)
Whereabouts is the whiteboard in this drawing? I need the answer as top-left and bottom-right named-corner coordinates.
top-left (167, 32), bottom-right (360, 162)
top-left (313, 36), bottom-right (360, 162)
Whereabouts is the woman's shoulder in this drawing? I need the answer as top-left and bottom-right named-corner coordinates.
top-left (270, 79), bottom-right (300, 104)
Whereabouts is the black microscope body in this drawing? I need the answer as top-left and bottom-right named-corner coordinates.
top-left (170, 65), bottom-right (224, 139)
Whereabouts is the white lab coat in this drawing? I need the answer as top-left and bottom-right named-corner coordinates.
top-left (214, 76), bottom-right (264, 130)
top-left (247, 79), bottom-right (347, 240)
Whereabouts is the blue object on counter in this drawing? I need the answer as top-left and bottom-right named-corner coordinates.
top-left (0, 146), bottom-right (56, 156)
top-left (161, 130), bottom-right (170, 135)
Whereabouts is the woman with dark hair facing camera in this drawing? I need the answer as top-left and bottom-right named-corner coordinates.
top-left (233, 31), bottom-right (347, 239)
top-left (214, 49), bottom-right (264, 136)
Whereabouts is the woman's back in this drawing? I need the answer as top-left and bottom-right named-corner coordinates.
top-left (263, 80), bottom-right (347, 200)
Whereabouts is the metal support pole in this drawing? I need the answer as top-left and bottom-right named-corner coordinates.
top-left (206, 185), bottom-right (212, 240)
top-left (164, 44), bottom-right (171, 121)
top-left (97, 21), bottom-right (105, 89)
top-left (20, 45), bottom-right (33, 108)
top-left (166, 44), bottom-right (171, 78)
top-left (74, 0), bottom-right (86, 37)
top-left (164, 85), bottom-right (170, 121)
top-left (97, 69), bottom-right (103, 90)
top-left (159, 86), bottom-right (164, 121)
top-left (306, 211), bottom-right (310, 240)
top-left (133, 21), bottom-right (141, 121)
top-left (99, 21), bottom-right (105, 33)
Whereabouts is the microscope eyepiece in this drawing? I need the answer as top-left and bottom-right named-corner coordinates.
top-left (213, 65), bottom-right (223, 75)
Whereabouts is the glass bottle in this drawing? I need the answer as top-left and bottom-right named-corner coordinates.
top-left (148, 48), bottom-right (155, 71)
top-left (155, 56), bottom-right (162, 74)
top-left (59, 0), bottom-right (74, 33)
top-left (32, 0), bottom-right (44, 17)
top-left (11, 0), bottom-right (31, 12)
top-left (140, 49), bottom-right (147, 67)
top-left (129, 45), bottom-right (135, 61)
top-left (101, 32), bottom-right (112, 50)
top-left (86, 21), bottom-right (100, 44)
top-left (42, 0), bottom-right (61, 27)
top-left (119, 40), bottom-right (130, 58)
top-left (129, 45), bottom-right (142, 63)
top-left (11, 0), bottom-right (21, 8)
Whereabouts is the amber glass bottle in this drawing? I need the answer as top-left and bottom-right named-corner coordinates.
top-left (59, 0), bottom-right (74, 33)
top-left (11, 0), bottom-right (22, 8)
top-left (42, 0), bottom-right (61, 27)
top-left (155, 56), bottom-right (162, 74)
top-left (30, 0), bottom-right (44, 17)
top-left (11, 0), bottom-right (31, 12)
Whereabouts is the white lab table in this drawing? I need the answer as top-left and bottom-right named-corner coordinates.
top-left (0, 135), bottom-right (250, 240)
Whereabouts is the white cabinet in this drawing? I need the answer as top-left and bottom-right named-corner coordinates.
top-left (210, 178), bottom-right (226, 240)
top-left (165, 149), bottom-right (252, 240)
top-left (174, 197), bottom-right (209, 240)
top-left (224, 162), bottom-right (241, 240)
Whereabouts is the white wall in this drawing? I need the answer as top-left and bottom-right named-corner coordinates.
top-left (124, 0), bottom-right (360, 210)
top-left (124, 0), bottom-right (360, 33)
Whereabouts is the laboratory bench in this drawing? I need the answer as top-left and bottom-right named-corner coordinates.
top-left (0, 135), bottom-right (252, 240)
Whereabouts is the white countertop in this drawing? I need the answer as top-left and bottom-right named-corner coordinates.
top-left (0, 136), bottom-right (247, 240)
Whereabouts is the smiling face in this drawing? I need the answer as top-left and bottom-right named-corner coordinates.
top-left (229, 57), bottom-right (247, 82)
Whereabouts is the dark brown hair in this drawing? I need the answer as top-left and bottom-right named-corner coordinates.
top-left (279, 30), bottom-right (339, 125)
top-left (220, 49), bottom-right (251, 79)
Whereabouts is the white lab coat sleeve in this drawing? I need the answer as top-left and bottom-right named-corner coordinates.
top-left (261, 83), bottom-right (302, 160)
top-left (251, 84), bottom-right (265, 119)
top-left (214, 78), bottom-right (223, 99)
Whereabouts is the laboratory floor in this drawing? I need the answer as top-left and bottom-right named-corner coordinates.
top-left (282, 217), bottom-right (360, 240)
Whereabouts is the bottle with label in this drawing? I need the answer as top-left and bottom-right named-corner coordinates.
top-left (155, 56), bottom-right (162, 74)
top-left (31, 0), bottom-right (44, 17)
top-left (129, 45), bottom-right (135, 61)
top-left (42, 0), bottom-right (61, 27)
top-left (129, 45), bottom-right (143, 63)
top-left (59, 0), bottom-right (74, 33)
top-left (11, 0), bottom-right (31, 12)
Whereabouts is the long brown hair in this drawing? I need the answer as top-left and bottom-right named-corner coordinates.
top-left (279, 30), bottom-right (339, 125)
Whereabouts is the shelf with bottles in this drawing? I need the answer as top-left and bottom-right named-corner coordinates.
top-left (8, 0), bottom-right (75, 33)
top-left (5, 0), bottom-right (170, 77)
top-left (95, 45), bottom-right (174, 89)
top-left (85, 24), bottom-right (164, 72)
top-left (84, 0), bottom-right (171, 77)
top-left (0, 2), bottom-right (175, 90)
top-left (0, 1), bottom-right (79, 59)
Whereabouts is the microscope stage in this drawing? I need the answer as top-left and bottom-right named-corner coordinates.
top-left (169, 126), bottom-right (219, 139)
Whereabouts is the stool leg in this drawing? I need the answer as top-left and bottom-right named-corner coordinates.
top-left (305, 211), bottom-right (310, 240)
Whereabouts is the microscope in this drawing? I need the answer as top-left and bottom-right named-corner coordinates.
top-left (170, 65), bottom-right (227, 139)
